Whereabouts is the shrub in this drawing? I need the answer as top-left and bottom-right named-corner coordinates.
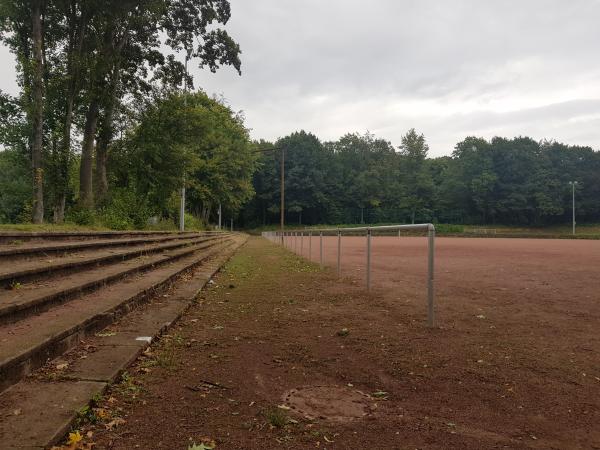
top-left (66, 205), bottom-right (97, 226)
top-left (98, 189), bottom-right (153, 230)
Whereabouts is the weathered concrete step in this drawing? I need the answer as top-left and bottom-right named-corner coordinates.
top-left (0, 231), bottom-right (212, 258)
top-left (0, 234), bottom-right (223, 287)
top-left (0, 229), bottom-right (224, 244)
top-left (0, 238), bottom-right (236, 394)
top-left (0, 380), bottom-right (107, 449)
top-left (0, 237), bottom-right (227, 325)
top-left (0, 235), bottom-right (247, 449)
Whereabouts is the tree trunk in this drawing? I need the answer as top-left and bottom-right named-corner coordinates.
top-left (53, 195), bottom-right (66, 223)
top-left (55, 5), bottom-right (87, 221)
top-left (79, 99), bottom-right (99, 208)
top-left (95, 62), bottom-right (121, 204)
top-left (31, 0), bottom-right (44, 223)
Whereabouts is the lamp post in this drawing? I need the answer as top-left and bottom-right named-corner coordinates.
top-left (568, 181), bottom-right (578, 235)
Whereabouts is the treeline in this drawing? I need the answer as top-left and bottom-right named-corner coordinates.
top-left (0, 1), bottom-right (248, 227)
top-left (241, 130), bottom-right (600, 227)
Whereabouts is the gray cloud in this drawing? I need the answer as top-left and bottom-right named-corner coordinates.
top-left (2, 0), bottom-right (599, 155)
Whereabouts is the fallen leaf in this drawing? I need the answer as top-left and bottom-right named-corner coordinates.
top-left (105, 417), bottom-right (126, 431)
top-left (67, 430), bottom-right (82, 445)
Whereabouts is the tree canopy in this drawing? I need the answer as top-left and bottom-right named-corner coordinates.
top-left (241, 131), bottom-right (600, 228)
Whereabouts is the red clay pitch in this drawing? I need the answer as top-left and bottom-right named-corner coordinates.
top-left (85, 235), bottom-right (600, 449)
top-left (293, 235), bottom-right (600, 329)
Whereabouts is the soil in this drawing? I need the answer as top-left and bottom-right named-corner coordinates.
top-left (77, 236), bottom-right (599, 450)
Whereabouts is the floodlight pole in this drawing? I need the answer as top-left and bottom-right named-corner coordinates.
top-left (569, 181), bottom-right (577, 235)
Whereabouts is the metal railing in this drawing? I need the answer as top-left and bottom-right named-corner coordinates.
top-left (262, 224), bottom-right (436, 327)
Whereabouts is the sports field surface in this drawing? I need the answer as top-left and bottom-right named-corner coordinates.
top-left (79, 236), bottom-right (598, 449)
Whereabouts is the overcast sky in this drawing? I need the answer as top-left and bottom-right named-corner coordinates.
top-left (2, 0), bottom-right (600, 156)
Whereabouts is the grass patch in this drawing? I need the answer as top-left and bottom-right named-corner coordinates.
top-left (265, 407), bottom-right (289, 428)
top-left (0, 223), bottom-right (111, 232)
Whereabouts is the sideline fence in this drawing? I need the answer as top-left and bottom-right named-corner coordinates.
top-left (262, 224), bottom-right (436, 327)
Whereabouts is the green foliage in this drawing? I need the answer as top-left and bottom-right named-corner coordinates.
top-left (65, 205), bottom-right (97, 226)
top-left (183, 213), bottom-right (206, 231)
top-left (97, 189), bottom-right (153, 230)
top-left (0, 148), bottom-right (30, 224)
top-left (112, 91), bottom-right (256, 225)
top-left (242, 131), bottom-right (600, 228)
top-left (433, 224), bottom-right (464, 233)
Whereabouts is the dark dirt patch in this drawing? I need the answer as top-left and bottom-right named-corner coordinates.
top-left (74, 236), bottom-right (599, 450)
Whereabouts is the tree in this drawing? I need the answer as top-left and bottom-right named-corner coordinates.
top-left (398, 128), bottom-right (433, 223)
top-left (110, 91), bottom-right (256, 224)
top-left (0, 1), bottom-right (47, 222)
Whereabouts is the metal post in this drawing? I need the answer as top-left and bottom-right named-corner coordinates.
top-left (398, 229), bottom-right (401, 238)
top-left (427, 225), bottom-right (436, 327)
top-left (308, 232), bottom-right (312, 260)
top-left (280, 148), bottom-right (285, 236)
top-left (300, 232), bottom-right (304, 256)
top-left (366, 228), bottom-right (372, 291)
top-left (337, 230), bottom-right (341, 276)
top-left (179, 187), bottom-right (185, 231)
top-left (294, 232), bottom-right (297, 253)
top-left (572, 182), bottom-right (576, 235)
top-left (218, 202), bottom-right (222, 230)
top-left (319, 232), bottom-right (323, 268)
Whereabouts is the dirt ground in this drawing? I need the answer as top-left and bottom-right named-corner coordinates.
top-left (78, 235), bottom-right (599, 450)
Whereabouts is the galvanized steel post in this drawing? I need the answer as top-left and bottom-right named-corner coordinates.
top-left (319, 232), bottom-right (323, 268)
top-left (427, 224), bottom-right (435, 327)
top-left (300, 232), bottom-right (304, 256)
top-left (366, 228), bottom-right (372, 291)
top-left (337, 229), bottom-right (342, 276)
top-left (308, 232), bottom-right (312, 260)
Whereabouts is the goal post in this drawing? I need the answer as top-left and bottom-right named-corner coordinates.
top-left (262, 224), bottom-right (436, 327)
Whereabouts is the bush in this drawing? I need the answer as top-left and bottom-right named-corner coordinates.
top-left (98, 189), bottom-right (153, 230)
top-left (66, 205), bottom-right (97, 226)
top-left (183, 213), bottom-right (205, 231)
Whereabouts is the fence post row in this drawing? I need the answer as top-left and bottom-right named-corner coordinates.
top-left (264, 224), bottom-right (436, 327)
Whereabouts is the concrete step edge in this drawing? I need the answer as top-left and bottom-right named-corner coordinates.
top-left (0, 238), bottom-right (228, 325)
top-left (0, 234), bottom-right (223, 286)
top-left (0, 232), bottom-right (230, 258)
